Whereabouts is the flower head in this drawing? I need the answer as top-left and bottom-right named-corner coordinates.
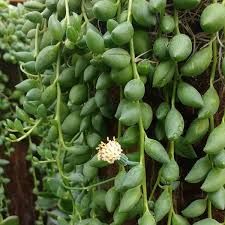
top-left (96, 137), bottom-right (123, 164)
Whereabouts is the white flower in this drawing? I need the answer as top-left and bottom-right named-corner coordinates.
top-left (96, 137), bottom-right (123, 164)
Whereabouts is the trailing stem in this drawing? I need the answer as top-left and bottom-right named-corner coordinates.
top-left (127, 0), bottom-right (148, 212)
top-left (54, 49), bottom-right (81, 222)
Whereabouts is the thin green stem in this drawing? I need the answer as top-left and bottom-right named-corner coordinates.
top-left (174, 10), bottom-right (180, 34)
top-left (171, 10), bottom-right (180, 107)
top-left (128, 0), bottom-right (147, 211)
top-left (117, 86), bottom-right (123, 138)
top-left (207, 3), bottom-right (218, 214)
top-left (139, 119), bottom-right (145, 164)
top-left (167, 187), bottom-right (174, 225)
top-left (169, 141), bottom-right (175, 160)
top-left (127, 0), bottom-right (132, 22)
top-left (63, 177), bottom-right (115, 190)
top-left (81, 0), bottom-right (89, 24)
top-left (116, 0), bottom-right (121, 21)
top-left (210, 36), bottom-right (218, 86)
top-left (130, 39), bottom-right (139, 79)
top-left (222, 110), bottom-right (225, 123)
top-left (54, 51), bottom-right (81, 222)
top-left (167, 208), bottom-right (173, 225)
top-left (158, 7), bottom-right (165, 37)
top-left (37, 160), bottom-right (56, 164)
top-left (149, 169), bottom-right (161, 201)
top-left (20, 64), bottom-right (38, 78)
top-left (210, 116), bottom-right (215, 131)
top-left (130, 40), bottom-right (148, 210)
top-left (34, 23), bottom-right (40, 58)
top-left (171, 65), bottom-right (179, 107)
top-left (64, 0), bottom-right (70, 25)
top-left (55, 53), bottom-right (68, 180)
top-left (139, 118), bottom-right (148, 210)
top-left (165, 8), bottom-right (180, 224)
top-left (10, 119), bottom-right (42, 142)
top-left (208, 200), bottom-right (212, 218)
top-left (127, 0), bottom-right (139, 80)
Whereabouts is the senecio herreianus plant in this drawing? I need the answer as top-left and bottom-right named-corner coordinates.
top-left (4, 0), bottom-right (225, 224)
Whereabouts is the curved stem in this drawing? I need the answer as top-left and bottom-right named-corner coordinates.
top-left (149, 169), bottom-right (162, 201)
top-left (20, 64), bottom-right (39, 78)
top-left (10, 119), bottom-right (42, 142)
top-left (63, 177), bottom-right (115, 190)
top-left (81, 0), bottom-right (89, 24)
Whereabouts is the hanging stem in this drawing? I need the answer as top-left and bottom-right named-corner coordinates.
top-left (210, 36), bottom-right (218, 87)
top-left (117, 87), bottom-right (124, 171)
top-left (207, 0), bottom-right (218, 214)
top-left (64, 0), bottom-right (70, 25)
top-left (158, 7), bottom-right (165, 37)
top-left (174, 10), bottom-right (180, 34)
top-left (127, 0), bottom-right (132, 22)
top-left (171, 66), bottom-right (178, 108)
top-left (166, 8), bottom-right (180, 225)
top-left (149, 169), bottom-right (162, 201)
top-left (208, 200), bottom-right (212, 218)
top-left (171, 9), bottom-right (180, 107)
top-left (127, 0), bottom-right (148, 211)
top-left (34, 23), bottom-right (40, 58)
top-left (130, 39), bottom-right (140, 79)
top-left (169, 141), bottom-right (175, 160)
top-left (139, 118), bottom-right (148, 210)
top-left (54, 50), bottom-right (81, 222)
top-left (117, 86), bottom-right (123, 138)
top-left (116, 0), bottom-right (121, 21)
top-left (167, 141), bottom-right (175, 225)
top-left (167, 187), bottom-right (174, 225)
top-left (81, 0), bottom-right (89, 24)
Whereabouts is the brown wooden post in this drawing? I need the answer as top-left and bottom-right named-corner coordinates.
top-left (4, 143), bottom-right (36, 225)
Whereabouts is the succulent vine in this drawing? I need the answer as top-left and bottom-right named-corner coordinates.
top-left (2, 0), bottom-right (225, 225)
